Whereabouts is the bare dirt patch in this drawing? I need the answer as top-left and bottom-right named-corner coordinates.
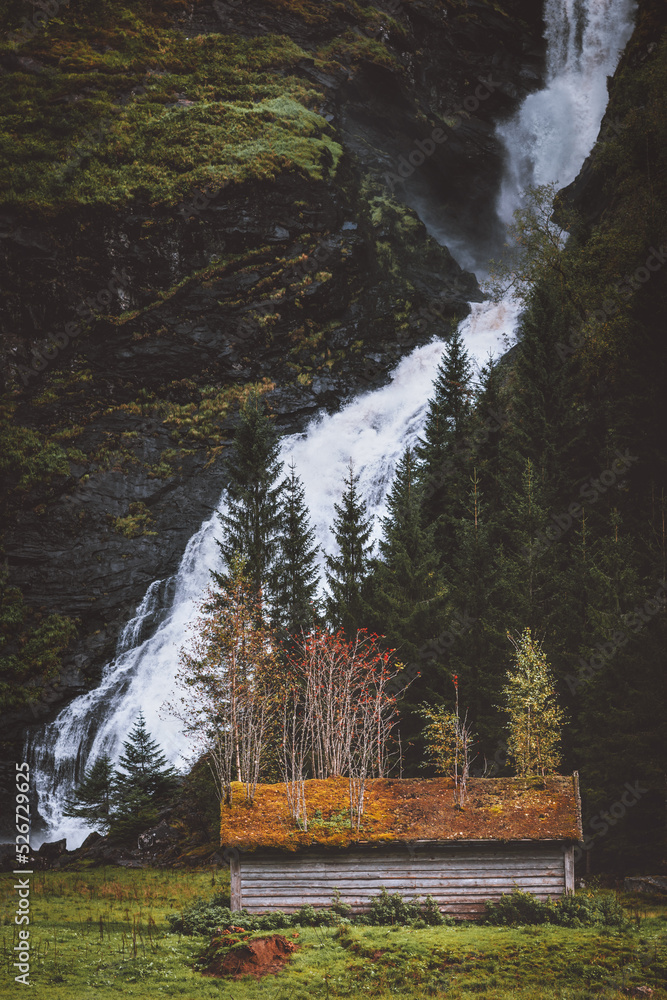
top-left (202, 933), bottom-right (299, 979)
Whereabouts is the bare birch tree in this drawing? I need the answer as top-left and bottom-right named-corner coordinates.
top-left (166, 556), bottom-right (275, 808)
top-left (280, 629), bottom-right (401, 831)
top-left (279, 674), bottom-right (311, 831)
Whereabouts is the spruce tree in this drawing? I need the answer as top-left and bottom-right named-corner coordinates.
top-left (510, 281), bottom-right (580, 491)
top-left (114, 711), bottom-right (179, 804)
top-left (215, 389), bottom-right (284, 601)
top-left (466, 358), bottom-right (508, 521)
top-left (325, 462), bottom-right (373, 634)
top-left (368, 447), bottom-right (445, 663)
top-left (366, 448), bottom-right (449, 771)
top-left (492, 457), bottom-right (559, 631)
top-left (272, 460), bottom-right (321, 638)
top-left (417, 329), bottom-right (474, 556)
top-left (446, 469), bottom-right (505, 751)
top-left (109, 713), bottom-right (179, 842)
top-left (63, 753), bottom-right (116, 830)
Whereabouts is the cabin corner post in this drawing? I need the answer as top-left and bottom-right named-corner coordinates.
top-left (230, 853), bottom-right (242, 911)
top-left (563, 844), bottom-right (575, 895)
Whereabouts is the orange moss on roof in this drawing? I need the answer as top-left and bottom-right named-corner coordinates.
top-left (220, 775), bottom-right (582, 852)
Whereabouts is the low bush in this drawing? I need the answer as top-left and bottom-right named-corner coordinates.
top-left (167, 888), bottom-right (453, 935)
top-left (362, 889), bottom-right (454, 926)
top-left (484, 889), bottom-right (628, 928)
top-left (166, 897), bottom-right (338, 935)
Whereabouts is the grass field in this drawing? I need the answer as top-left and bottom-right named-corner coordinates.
top-left (1, 866), bottom-right (666, 999)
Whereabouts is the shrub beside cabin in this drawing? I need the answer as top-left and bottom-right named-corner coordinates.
top-left (221, 775), bottom-right (583, 919)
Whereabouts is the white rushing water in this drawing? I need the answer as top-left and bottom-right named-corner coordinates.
top-left (28, 0), bottom-right (636, 847)
top-left (497, 0), bottom-right (636, 224)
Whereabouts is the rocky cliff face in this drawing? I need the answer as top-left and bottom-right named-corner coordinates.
top-left (0, 0), bottom-right (545, 758)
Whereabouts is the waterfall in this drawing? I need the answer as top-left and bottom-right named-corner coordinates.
top-left (497, 0), bottom-right (635, 225)
top-left (27, 0), bottom-right (636, 848)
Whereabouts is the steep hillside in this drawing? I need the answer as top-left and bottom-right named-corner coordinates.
top-left (0, 1), bottom-right (543, 752)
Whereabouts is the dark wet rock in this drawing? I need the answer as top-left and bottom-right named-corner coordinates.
top-left (79, 831), bottom-right (105, 850)
top-left (38, 839), bottom-right (67, 863)
top-left (624, 876), bottom-right (667, 895)
top-left (137, 819), bottom-right (179, 853)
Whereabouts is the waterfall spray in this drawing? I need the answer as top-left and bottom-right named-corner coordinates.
top-left (497, 0), bottom-right (635, 225)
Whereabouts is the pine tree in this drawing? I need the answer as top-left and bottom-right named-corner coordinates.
top-left (325, 462), bottom-right (374, 634)
top-left (466, 357), bottom-right (508, 521)
top-left (510, 280), bottom-right (580, 490)
top-left (368, 447), bottom-right (445, 663)
top-left (63, 753), bottom-right (115, 830)
top-left (114, 711), bottom-right (179, 804)
top-left (492, 457), bottom-right (560, 633)
top-left (272, 460), bottom-right (321, 639)
top-left (417, 329), bottom-right (474, 556)
top-left (445, 469), bottom-right (505, 752)
top-left (215, 389), bottom-right (284, 602)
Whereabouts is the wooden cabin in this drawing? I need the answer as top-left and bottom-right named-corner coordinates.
top-left (221, 774), bottom-right (582, 919)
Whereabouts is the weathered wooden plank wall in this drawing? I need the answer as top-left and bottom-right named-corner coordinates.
top-left (236, 841), bottom-right (569, 917)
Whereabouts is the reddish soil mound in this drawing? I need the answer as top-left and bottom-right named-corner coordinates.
top-left (204, 934), bottom-right (298, 979)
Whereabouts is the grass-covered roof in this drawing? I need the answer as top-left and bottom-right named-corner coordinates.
top-left (220, 775), bottom-right (582, 852)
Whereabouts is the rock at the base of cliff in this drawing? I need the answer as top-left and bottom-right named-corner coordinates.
top-left (38, 838), bottom-right (67, 863)
top-left (137, 818), bottom-right (179, 853)
top-left (624, 876), bottom-right (667, 895)
top-left (79, 830), bottom-right (104, 850)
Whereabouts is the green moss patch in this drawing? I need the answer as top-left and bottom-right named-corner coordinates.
top-left (0, 25), bottom-right (342, 211)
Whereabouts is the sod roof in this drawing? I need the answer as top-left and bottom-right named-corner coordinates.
top-left (220, 775), bottom-right (583, 852)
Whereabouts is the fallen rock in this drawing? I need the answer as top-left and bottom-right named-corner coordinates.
top-left (137, 818), bottom-right (178, 852)
top-left (624, 876), bottom-right (667, 895)
top-left (79, 831), bottom-right (104, 850)
top-left (38, 839), bottom-right (67, 864)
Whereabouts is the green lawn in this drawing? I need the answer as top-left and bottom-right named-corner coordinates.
top-left (1, 867), bottom-right (666, 999)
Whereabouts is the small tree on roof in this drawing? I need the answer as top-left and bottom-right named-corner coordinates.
top-left (420, 675), bottom-right (475, 809)
top-left (501, 628), bottom-right (564, 778)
